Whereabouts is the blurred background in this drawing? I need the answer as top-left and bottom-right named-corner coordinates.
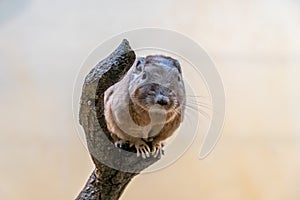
top-left (1, 0), bottom-right (300, 199)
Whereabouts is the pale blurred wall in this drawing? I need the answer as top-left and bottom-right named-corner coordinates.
top-left (1, 0), bottom-right (300, 199)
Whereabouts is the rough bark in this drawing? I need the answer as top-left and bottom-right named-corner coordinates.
top-left (75, 39), bottom-right (160, 200)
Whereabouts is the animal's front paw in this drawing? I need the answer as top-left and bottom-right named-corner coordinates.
top-left (130, 140), bottom-right (151, 159)
top-left (152, 141), bottom-right (165, 158)
top-left (114, 139), bottom-right (126, 148)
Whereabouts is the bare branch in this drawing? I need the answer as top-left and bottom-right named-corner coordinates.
top-left (76, 39), bottom-right (160, 200)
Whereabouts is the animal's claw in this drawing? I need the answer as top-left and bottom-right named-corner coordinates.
top-left (132, 140), bottom-right (151, 159)
top-left (114, 140), bottom-right (125, 148)
top-left (152, 141), bottom-right (165, 158)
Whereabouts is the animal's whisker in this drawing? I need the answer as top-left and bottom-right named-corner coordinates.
top-left (183, 102), bottom-right (212, 110)
top-left (185, 106), bottom-right (211, 119)
top-left (184, 103), bottom-right (211, 112)
top-left (185, 95), bottom-right (210, 98)
top-left (171, 108), bottom-right (194, 124)
top-left (184, 103), bottom-right (212, 118)
top-left (185, 98), bottom-right (212, 106)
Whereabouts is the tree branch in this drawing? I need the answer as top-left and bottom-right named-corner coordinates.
top-left (76, 39), bottom-right (160, 200)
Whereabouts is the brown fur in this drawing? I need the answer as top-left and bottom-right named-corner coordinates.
top-left (104, 55), bottom-right (185, 157)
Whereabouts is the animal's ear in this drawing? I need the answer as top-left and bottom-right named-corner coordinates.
top-left (173, 59), bottom-right (182, 74)
top-left (134, 57), bottom-right (145, 72)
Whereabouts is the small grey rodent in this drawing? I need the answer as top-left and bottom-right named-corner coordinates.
top-left (104, 55), bottom-right (185, 158)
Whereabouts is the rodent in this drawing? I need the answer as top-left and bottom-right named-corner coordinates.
top-left (104, 55), bottom-right (185, 158)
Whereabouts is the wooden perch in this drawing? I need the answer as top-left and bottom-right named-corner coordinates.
top-left (76, 39), bottom-right (160, 200)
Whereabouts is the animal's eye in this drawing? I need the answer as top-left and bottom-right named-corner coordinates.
top-left (142, 73), bottom-right (147, 80)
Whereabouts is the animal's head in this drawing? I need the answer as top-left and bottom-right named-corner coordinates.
top-left (129, 55), bottom-right (185, 113)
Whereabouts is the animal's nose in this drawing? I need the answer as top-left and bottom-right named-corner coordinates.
top-left (156, 96), bottom-right (169, 106)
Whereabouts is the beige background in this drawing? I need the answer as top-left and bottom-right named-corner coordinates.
top-left (1, 0), bottom-right (300, 199)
